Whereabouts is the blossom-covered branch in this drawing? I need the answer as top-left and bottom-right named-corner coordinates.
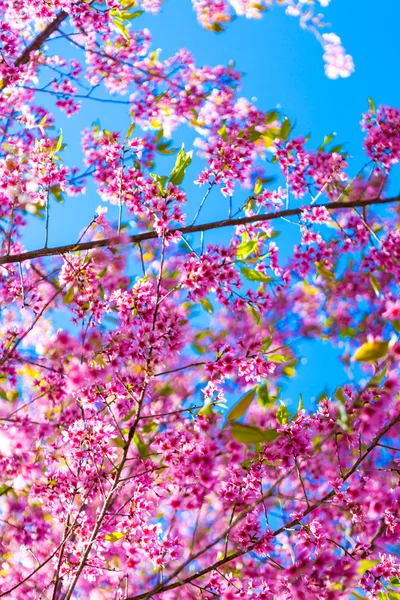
top-left (0, 195), bottom-right (397, 266)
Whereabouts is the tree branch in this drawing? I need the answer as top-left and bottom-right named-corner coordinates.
top-left (126, 413), bottom-right (400, 600)
top-left (0, 11), bottom-right (68, 91)
top-left (1, 196), bottom-right (398, 266)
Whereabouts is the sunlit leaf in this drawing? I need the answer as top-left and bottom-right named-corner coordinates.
top-left (354, 341), bottom-right (389, 362)
top-left (63, 286), bottom-right (75, 305)
top-left (199, 297), bottom-right (214, 314)
top-left (280, 117), bottom-right (291, 141)
top-left (276, 401), bottom-right (290, 425)
top-left (368, 97), bottom-right (376, 115)
top-left (105, 532), bottom-right (125, 542)
top-left (169, 145), bottom-right (193, 185)
top-left (357, 559), bottom-right (379, 575)
top-left (231, 423), bottom-right (280, 444)
top-left (241, 267), bottom-right (273, 283)
top-left (236, 240), bottom-right (258, 260)
top-left (227, 388), bottom-right (256, 421)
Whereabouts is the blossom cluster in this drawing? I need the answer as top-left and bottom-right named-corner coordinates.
top-left (0, 1), bottom-right (398, 599)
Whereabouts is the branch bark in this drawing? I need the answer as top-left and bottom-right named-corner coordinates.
top-left (0, 11), bottom-right (68, 91)
top-left (1, 195), bottom-right (398, 266)
top-left (126, 414), bottom-right (400, 600)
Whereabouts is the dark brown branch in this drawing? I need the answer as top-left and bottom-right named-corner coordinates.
top-left (14, 12), bottom-right (68, 68)
top-left (0, 11), bottom-right (68, 91)
top-left (1, 196), bottom-right (398, 266)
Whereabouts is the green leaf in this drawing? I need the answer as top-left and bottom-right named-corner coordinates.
top-left (113, 436), bottom-right (125, 449)
top-left (113, 19), bottom-right (130, 41)
top-left (390, 578), bottom-right (400, 587)
top-left (318, 133), bottom-right (335, 152)
top-left (265, 110), bottom-right (280, 124)
top-left (330, 144), bottom-right (343, 154)
top-left (218, 123), bottom-right (227, 141)
top-left (236, 240), bottom-right (258, 260)
top-left (155, 128), bottom-right (164, 143)
top-left (117, 9), bottom-right (143, 19)
top-left (368, 97), bottom-right (376, 115)
top-left (388, 591), bottom-right (400, 600)
top-left (169, 145), bottom-right (193, 186)
top-left (280, 117), bottom-right (291, 141)
top-left (267, 354), bottom-right (288, 363)
top-left (197, 402), bottom-right (215, 417)
top-left (227, 388), bottom-right (256, 421)
top-left (354, 341), bottom-right (389, 362)
top-left (282, 364), bottom-right (296, 378)
top-left (315, 261), bottom-right (335, 281)
top-left (241, 267), bottom-right (273, 283)
top-left (105, 532), bottom-right (125, 543)
top-left (50, 185), bottom-right (63, 203)
top-left (54, 130), bottom-right (63, 153)
top-left (357, 559), bottom-right (379, 575)
top-left (276, 401), bottom-right (290, 425)
top-left (126, 121), bottom-right (135, 139)
top-left (150, 173), bottom-right (168, 191)
top-left (292, 394), bottom-right (303, 421)
top-left (63, 286), bottom-right (75, 305)
top-left (370, 274), bottom-right (380, 297)
top-left (368, 365), bottom-right (387, 387)
top-left (257, 383), bottom-right (277, 407)
top-left (262, 429), bottom-right (281, 442)
top-left (250, 306), bottom-right (261, 325)
top-left (192, 343), bottom-right (206, 355)
top-left (253, 177), bottom-right (263, 195)
top-left (231, 423), bottom-right (279, 444)
top-left (134, 433), bottom-right (147, 457)
top-left (392, 319), bottom-right (400, 333)
top-left (156, 141), bottom-right (176, 155)
top-left (199, 297), bottom-right (214, 314)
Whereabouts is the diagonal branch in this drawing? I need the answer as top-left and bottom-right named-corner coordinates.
top-left (0, 195), bottom-right (398, 266)
top-left (126, 413), bottom-right (400, 600)
top-left (0, 11), bottom-right (68, 91)
top-left (14, 12), bottom-right (68, 68)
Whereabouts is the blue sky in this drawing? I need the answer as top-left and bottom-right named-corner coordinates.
top-left (22, 0), bottom-right (400, 411)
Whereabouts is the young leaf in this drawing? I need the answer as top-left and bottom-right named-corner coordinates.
top-left (280, 117), bottom-right (291, 141)
top-left (50, 185), bottom-right (63, 203)
top-left (105, 532), bottom-right (125, 543)
top-left (354, 341), bottom-right (389, 362)
top-left (227, 388), bottom-right (256, 421)
top-left (126, 121), bottom-right (135, 138)
top-left (267, 354), bottom-right (288, 363)
top-left (368, 97), bottom-right (376, 115)
top-left (231, 423), bottom-right (279, 444)
top-left (241, 267), bottom-right (273, 283)
top-left (257, 383), bottom-right (277, 407)
top-left (63, 286), bottom-right (75, 305)
top-left (54, 130), bottom-right (63, 153)
top-left (357, 559), bottom-right (379, 575)
top-left (169, 145), bottom-right (193, 186)
top-left (199, 297), bottom-right (214, 314)
top-left (157, 141), bottom-right (176, 155)
top-left (315, 261), bottom-right (336, 281)
top-left (134, 433), bottom-right (147, 457)
top-left (276, 401), bottom-right (290, 425)
top-left (253, 178), bottom-right (262, 195)
top-left (370, 274), bottom-right (380, 297)
top-left (236, 240), bottom-right (257, 260)
top-left (113, 19), bottom-right (130, 41)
